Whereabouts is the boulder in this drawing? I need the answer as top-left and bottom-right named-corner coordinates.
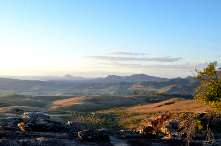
top-left (161, 121), bottom-right (179, 136)
top-left (151, 114), bottom-right (174, 132)
top-left (23, 112), bottom-right (50, 122)
top-left (4, 123), bottom-right (20, 131)
top-left (143, 126), bottom-right (156, 135)
top-left (0, 117), bottom-right (22, 127)
top-left (18, 121), bottom-right (68, 132)
top-left (78, 129), bottom-right (110, 142)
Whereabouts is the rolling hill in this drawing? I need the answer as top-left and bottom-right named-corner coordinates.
top-left (70, 77), bottom-right (200, 96)
top-left (0, 75), bottom-right (199, 96)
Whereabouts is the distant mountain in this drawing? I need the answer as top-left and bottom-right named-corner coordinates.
top-left (2, 74), bottom-right (164, 84)
top-left (1, 75), bottom-right (87, 82)
top-left (62, 74), bottom-right (85, 80)
top-left (90, 74), bottom-right (164, 83)
top-left (0, 76), bottom-right (200, 96)
top-left (70, 77), bottom-right (200, 96)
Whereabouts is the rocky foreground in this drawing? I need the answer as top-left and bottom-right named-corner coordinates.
top-left (0, 112), bottom-right (220, 146)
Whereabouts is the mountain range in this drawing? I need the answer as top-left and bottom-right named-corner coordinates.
top-left (1, 74), bottom-right (164, 83)
top-left (0, 74), bottom-right (198, 96)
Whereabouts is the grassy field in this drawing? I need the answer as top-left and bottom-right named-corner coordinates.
top-left (94, 98), bottom-right (210, 130)
top-left (0, 94), bottom-right (211, 131)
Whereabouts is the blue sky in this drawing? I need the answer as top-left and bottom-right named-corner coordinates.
top-left (0, 0), bottom-right (220, 78)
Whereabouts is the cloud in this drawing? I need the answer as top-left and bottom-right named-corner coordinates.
top-left (197, 46), bottom-right (218, 51)
top-left (207, 47), bottom-right (218, 51)
top-left (192, 35), bottom-right (197, 40)
top-left (215, 55), bottom-right (221, 57)
top-left (102, 51), bottom-right (145, 56)
top-left (184, 61), bottom-right (207, 67)
top-left (83, 56), bottom-right (182, 62)
top-left (100, 61), bottom-right (208, 70)
top-left (159, 55), bottom-right (170, 58)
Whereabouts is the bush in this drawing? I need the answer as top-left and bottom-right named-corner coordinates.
top-left (194, 61), bottom-right (221, 111)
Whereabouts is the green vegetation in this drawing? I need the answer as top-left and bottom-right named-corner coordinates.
top-left (3, 93), bottom-right (23, 97)
top-left (50, 112), bottom-right (123, 131)
top-left (132, 90), bottom-right (138, 95)
top-left (72, 112), bottom-right (123, 131)
top-left (194, 61), bottom-right (221, 111)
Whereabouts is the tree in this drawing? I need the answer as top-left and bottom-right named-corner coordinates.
top-left (133, 90), bottom-right (138, 96)
top-left (194, 61), bottom-right (221, 110)
top-left (142, 92), bottom-right (146, 96)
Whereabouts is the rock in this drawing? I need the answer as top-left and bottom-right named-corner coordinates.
top-left (151, 114), bottom-right (174, 132)
top-left (161, 121), bottom-right (179, 136)
top-left (4, 123), bottom-right (20, 131)
top-left (18, 121), bottom-right (68, 132)
top-left (0, 138), bottom-right (69, 146)
top-left (78, 129), bottom-right (110, 142)
top-left (18, 122), bottom-right (32, 131)
top-left (143, 126), bottom-right (156, 135)
top-left (0, 117), bottom-right (22, 127)
top-left (23, 112), bottom-right (50, 122)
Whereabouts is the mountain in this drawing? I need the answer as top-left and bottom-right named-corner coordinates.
top-left (70, 77), bottom-right (200, 96)
top-left (0, 74), bottom-right (199, 96)
top-left (2, 74), bottom-right (164, 84)
top-left (90, 74), bottom-right (164, 83)
top-left (0, 75), bottom-right (87, 81)
top-left (62, 74), bottom-right (85, 80)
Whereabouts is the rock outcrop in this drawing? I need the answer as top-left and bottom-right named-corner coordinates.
top-left (78, 129), bottom-right (110, 142)
top-left (23, 112), bottom-right (50, 122)
top-left (0, 112), bottom-right (220, 146)
top-left (151, 114), bottom-right (174, 132)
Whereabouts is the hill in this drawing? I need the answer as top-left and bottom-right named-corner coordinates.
top-left (71, 77), bottom-right (199, 96)
top-left (89, 74), bottom-right (164, 83)
top-left (0, 75), bottom-right (199, 96)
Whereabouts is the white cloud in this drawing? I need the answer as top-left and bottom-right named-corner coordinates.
top-left (83, 56), bottom-right (182, 62)
top-left (98, 61), bottom-right (209, 70)
top-left (207, 47), bottom-right (218, 51)
top-left (184, 61), bottom-right (207, 67)
top-left (159, 55), bottom-right (170, 58)
top-left (102, 51), bottom-right (145, 56)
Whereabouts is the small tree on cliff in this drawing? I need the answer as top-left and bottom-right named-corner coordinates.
top-left (194, 61), bottom-right (221, 110)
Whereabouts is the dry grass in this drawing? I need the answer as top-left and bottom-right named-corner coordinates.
top-left (0, 106), bottom-right (49, 113)
top-left (51, 96), bottom-right (90, 109)
top-left (99, 98), bottom-right (211, 129)
top-left (125, 98), bottom-right (209, 114)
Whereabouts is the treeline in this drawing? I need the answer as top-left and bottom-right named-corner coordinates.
top-left (132, 90), bottom-right (193, 98)
top-left (2, 93), bottom-right (23, 97)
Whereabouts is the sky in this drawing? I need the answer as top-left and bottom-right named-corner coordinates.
top-left (0, 0), bottom-right (221, 78)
